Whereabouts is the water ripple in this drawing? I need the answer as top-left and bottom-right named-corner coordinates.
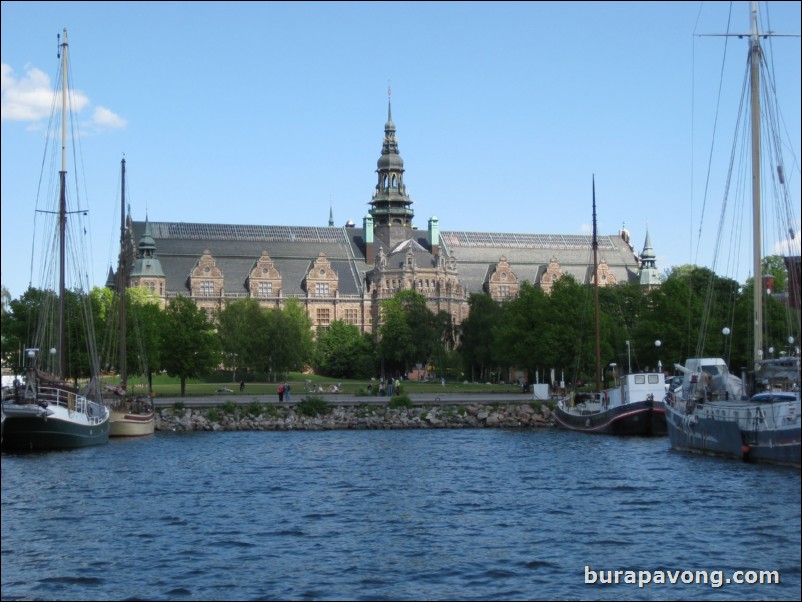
top-left (3, 429), bottom-right (800, 601)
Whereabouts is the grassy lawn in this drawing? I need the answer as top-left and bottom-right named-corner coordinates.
top-left (129, 372), bottom-right (525, 397)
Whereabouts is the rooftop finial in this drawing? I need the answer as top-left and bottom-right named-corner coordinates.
top-left (387, 80), bottom-right (392, 122)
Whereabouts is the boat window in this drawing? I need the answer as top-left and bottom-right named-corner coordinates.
top-left (648, 374), bottom-right (660, 384)
top-left (635, 375), bottom-right (646, 384)
top-left (702, 364), bottom-right (726, 376)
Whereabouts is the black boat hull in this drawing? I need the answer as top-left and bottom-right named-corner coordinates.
top-left (2, 415), bottom-right (109, 450)
top-left (554, 400), bottom-right (657, 436)
top-left (651, 400), bottom-right (667, 435)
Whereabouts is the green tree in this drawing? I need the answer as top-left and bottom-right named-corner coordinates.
top-left (217, 298), bottom-right (267, 379)
top-left (130, 297), bottom-right (164, 393)
top-left (261, 298), bottom-right (314, 379)
top-left (1, 288), bottom-right (51, 373)
top-left (2, 287), bottom-right (99, 384)
top-left (314, 320), bottom-right (375, 378)
top-left (633, 265), bottom-right (739, 371)
top-left (431, 309), bottom-right (457, 377)
top-left (762, 255), bottom-right (788, 293)
top-left (598, 280), bottom-right (655, 372)
top-left (93, 285), bottom-right (164, 390)
top-left (546, 275), bottom-right (596, 384)
top-left (160, 295), bottom-right (221, 396)
top-left (492, 281), bottom-right (551, 382)
top-left (459, 292), bottom-right (502, 382)
top-left (378, 290), bottom-right (440, 376)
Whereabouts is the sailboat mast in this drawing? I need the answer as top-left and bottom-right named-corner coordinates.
top-left (592, 175), bottom-right (601, 394)
top-left (749, 0), bottom-right (763, 368)
top-left (119, 158), bottom-right (127, 390)
top-left (58, 28), bottom-right (68, 380)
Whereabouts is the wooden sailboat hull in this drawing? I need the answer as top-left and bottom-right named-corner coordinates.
top-left (109, 410), bottom-right (155, 437)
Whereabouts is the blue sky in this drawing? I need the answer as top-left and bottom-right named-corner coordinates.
top-left (2, 1), bottom-right (800, 300)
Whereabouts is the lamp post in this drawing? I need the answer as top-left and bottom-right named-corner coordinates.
top-left (625, 340), bottom-right (631, 374)
top-left (655, 340), bottom-right (662, 375)
top-left (722, 327), bottom-right (731, 362)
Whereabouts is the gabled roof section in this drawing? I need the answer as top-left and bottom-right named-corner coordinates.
top-left (131, 221), bottom-right (365, 296)
top-left (387, 238), bottom-right (429, 256)
top-left (442, 229), bottom-right (640, 294)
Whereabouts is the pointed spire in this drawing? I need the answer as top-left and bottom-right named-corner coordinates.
top-left (639, 226), bottom-right (660, 288)
top-left (382, 85), bottom-right (398, 153)
top-left (105, 265), bottom-right (117, 290)
top-left (641, 228), bottom-right (656, 263)
top-left (328, 197), bottom-right (335, 227)
top-left (137, 216), bottom-right (157, 255)
top-left (369, 89), bottom-right (413, 250)
top-left (387, 81), bottom-right (393, 127)
top-left (130, 218), bottom-right (165, 280)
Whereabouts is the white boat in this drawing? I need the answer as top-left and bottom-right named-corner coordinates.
top-left (106, 158), bottom-right (155, 437)
top-left (554, 177), bottom-right (666, 436)
top-left (2, 30), bottom-right (110, 450)
top-left (664, 2), bottom-right (801, 468)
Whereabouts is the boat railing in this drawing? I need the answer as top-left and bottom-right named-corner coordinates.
top-left (38, 386), bottom-right (107, 425)
top-left (695, 398), bottom-right (800, 430)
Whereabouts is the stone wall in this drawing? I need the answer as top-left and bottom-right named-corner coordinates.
top-left (156, 402), bottom-right (555, 432)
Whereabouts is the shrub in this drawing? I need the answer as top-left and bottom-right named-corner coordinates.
top-left (297, 396), bottom-right (331, 417)
top-left (246, 401), bottom-right (263, 416)
top-left (207, 408), bottom-right (220, 422)
top-left (388, 394), bottom-right (413, 409)
top-left (221, 400), bottom-right (238, 415)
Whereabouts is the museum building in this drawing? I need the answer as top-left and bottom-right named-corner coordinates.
top-left (120, 101), bottom-right (660, 333)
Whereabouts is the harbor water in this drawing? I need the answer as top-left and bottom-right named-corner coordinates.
top-left (2, 428), bottom-right (800, 601)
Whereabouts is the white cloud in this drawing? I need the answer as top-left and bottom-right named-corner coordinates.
top-left (1, 63), bottom-right (54, 121)
top-left (92, 106), bottom-right (126, 129)
top-left (1, 63), bottom-right (109, 127)
top-left (773, 228), bottom-right (801, 257)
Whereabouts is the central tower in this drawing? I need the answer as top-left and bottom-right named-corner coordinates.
top-left (368, 94), bottom-right (414, 251)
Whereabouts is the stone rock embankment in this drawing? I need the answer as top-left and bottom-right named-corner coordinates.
top-left (156, 402), bottom-right (555, 432)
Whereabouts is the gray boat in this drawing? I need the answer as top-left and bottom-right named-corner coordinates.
top-left (664, 358), bottom-right (800, 467)
top-left (663, 3), bottom-right (800, 468)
